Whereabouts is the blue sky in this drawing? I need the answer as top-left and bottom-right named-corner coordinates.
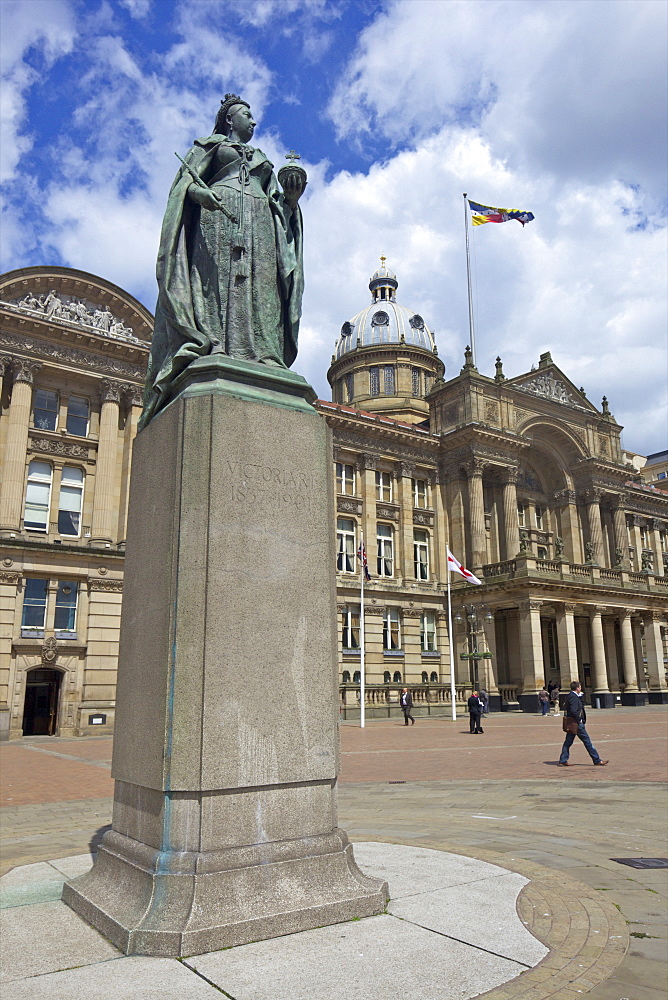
top-left (1, 0), bottom-right (667, 454)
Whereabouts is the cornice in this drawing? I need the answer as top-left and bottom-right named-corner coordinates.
top-left (0, 329), bottom-right (146, 381)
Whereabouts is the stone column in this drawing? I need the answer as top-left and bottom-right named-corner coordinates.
top-left (481, 611), bottom-right (501, 711)
top-left (618, 610), bottom-right (645, 705)
top-left (554, 489), bottom-right (581, 563)
top-left (117, 385), bottom-right (143, 544)
top-left (610, 498), bottom-right (629, 568)
top-left (0, 358), bottom-right (42, 536)
top-left (397, 462), bottom-right (415, 582)
top-left (555, 602), bottom-right (580, 690)
top-left (501, 468), bottom-right (520, 560)
top-left (583, 489), bottom-right (604, 565)
top-left (465, 459), bottom-right (487, 570)
top-left (430, 470), bottom-right (447, 582)
top-left (357, 453), bottom-right (377, 574)
top-left (518, 598), bottom-right (545, 712)
top-left (589, 606), bottom-right (614, 708)
top-left (643, 612), bottom-right (668, 703)
top-left (444, 465), bottom-right (466, 567)
top-left (650, 519), bottom-right (664, 577)
top-left (89, 380), bottom-right (122, 547)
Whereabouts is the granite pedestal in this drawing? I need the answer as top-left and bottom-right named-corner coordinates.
top-left (63, 358), bottom-right (387, 955)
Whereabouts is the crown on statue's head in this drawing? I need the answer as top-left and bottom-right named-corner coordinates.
top-left (219, 93), bottom-right (250, 117)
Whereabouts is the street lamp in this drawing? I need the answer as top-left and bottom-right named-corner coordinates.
top-left (454, 604), bottom-right (494, 691)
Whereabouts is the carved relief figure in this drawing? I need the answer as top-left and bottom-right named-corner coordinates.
top-left (140, 94), bottom-right (307, 428)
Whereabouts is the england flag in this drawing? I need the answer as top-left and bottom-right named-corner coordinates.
top-left (446, 547), bottom-right (482, 586)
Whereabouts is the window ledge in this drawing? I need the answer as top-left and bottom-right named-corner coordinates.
top-left (342, 649), bottom-right (361, 656)
top-left (421, 651), bottom-right (441, 658)
top-left (21, 628), bottom-right (44, 638)
top-left (383, 650), bottom-right (404, 657)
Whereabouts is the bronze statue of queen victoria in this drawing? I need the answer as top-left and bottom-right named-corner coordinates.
top-left (141, 94), bottom-right (307, 428)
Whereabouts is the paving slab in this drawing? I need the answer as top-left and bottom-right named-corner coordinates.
top-left (3, 956), bottom-right (224, 1000)
top-left (352, 840), bottom-right (508, 897)
top-left (0, 899), bottom-right (120, 982)
top-left (387, 872), bottom-right (548, 966)
top-left (189, 912), bottom-right (527, 1000)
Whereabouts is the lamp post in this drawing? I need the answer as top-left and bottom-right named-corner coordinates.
top-left (454, 604), bottom-right (494, 693)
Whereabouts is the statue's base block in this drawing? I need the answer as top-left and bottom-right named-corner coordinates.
top-left (63, 361), bottom-right (387, 955)
top-left (63, 827), bottom-right (385, 957)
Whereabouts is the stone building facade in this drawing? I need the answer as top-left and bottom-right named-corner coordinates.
top-left (0, 266), bottom-right (151, 739)
top-left (0, 261), bottom-right (665, 737)
top-left (324, 264), bottom-right (668, 718)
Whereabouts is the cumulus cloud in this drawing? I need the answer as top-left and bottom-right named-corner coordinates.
top-left (0, 0), bottom-right (77, 181)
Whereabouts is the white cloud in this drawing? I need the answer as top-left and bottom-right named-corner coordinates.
top-left (329, 0), bottom-right (668, 206)
top-left (118, 0), bottom-right (151, 17)
top-left (0, 0), bottom-right (77, 181)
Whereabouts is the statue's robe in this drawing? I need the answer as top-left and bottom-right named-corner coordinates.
top-left (141, 134), bottom-right (304, 428)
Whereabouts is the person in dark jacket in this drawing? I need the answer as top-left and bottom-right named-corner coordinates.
top-left (467, 691), bottom-right (484, 733)
top-left (400, 688), bottom-right (415, 726)
top-left (558, 681), bottom-right (608, 766)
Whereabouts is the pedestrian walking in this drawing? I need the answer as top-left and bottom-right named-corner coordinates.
top-left (400, 688), bottom-right (415, 726)
top-left (467, 691), bottom-right (484, 733)
top-left (558, 681), bottom-right (608, 767)
top-left (551, 685), bottom-right (561, 716)
top-left (479, 688), bottom-right (489, 715)
top-left (539, 687), bottom-right (550, 715)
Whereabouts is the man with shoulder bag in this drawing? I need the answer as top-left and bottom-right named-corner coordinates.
top-left (558, 681), bottom-right (608, 766)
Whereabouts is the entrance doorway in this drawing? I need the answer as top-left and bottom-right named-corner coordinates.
top-left (22, 668), bottom-right (61, 736)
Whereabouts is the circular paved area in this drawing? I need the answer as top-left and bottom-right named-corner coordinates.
top-left (1, 706), bottom-right (666, 998)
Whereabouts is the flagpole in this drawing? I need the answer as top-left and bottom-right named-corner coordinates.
top-left (447, 566), bottom-right (457, 722)
top-left (359, 531), bottom-right (365, 729)
top-left (462, 192), bottom-right (476, 367)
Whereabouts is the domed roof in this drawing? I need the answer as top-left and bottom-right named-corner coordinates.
top-left (334, 260), bottom-right (435, 360)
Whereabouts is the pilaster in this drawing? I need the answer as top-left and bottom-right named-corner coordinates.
top-left (89, 380), bottom-right (123, 547)
top-left (0, 359), bottom-right (42, 535)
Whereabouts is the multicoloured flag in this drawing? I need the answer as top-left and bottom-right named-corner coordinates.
top-left (468, 200), bottom-right (534, 227)
top-left (446, 547), bottom-right (482, 585)
top-left (357, 540), bottom-right (371, 581)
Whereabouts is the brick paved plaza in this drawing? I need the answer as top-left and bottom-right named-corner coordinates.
top-left (1, 706), bottom-right (667, 998)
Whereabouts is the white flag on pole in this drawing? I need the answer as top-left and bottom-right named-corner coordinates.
top-left (446, 547), bottom-right (482, 586)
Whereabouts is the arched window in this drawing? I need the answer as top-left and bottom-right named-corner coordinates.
top-left (353, 670), bottom-right (361, 684)
top-left (430, 671), bottom-right (438, 683)
top-left (421, 671), bottom-right (428, 683)
top-left (24, 461), bottom-right (52, 532)
top-left (342, 670), bottom-right (351, 684)
top-left (383, 670), bottom-right (391, 683)
top-left (393, 671), bottom-right (402, 683)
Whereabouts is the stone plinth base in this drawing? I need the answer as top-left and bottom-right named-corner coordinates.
top-left (621, 691), bottom-right (647, 706)
top-left (518, 693), bottom-right (539, 714)
top-left (63, 827), bottom-right (385, 957)
top-left (63, 358), bottom-right (387, 955)
top-left (648, 691), bottom-right (668, 704)
top-left (590, 692), bottom-right (616, 709)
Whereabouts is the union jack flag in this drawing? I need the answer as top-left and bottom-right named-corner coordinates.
top-left (357, 540), bottom-right (371, 581)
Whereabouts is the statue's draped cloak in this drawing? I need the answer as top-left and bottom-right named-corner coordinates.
top-left (141, 134), bottom-right (304, 427)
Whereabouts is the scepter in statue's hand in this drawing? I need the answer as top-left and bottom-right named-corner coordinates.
top-left (278, 150), bottom-right (307, 210)
top-left (174, 152), bottom-right (238, 223)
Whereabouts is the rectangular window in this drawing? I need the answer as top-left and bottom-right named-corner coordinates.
top-left (383, 607), bottom-right (401, 650)
top-left (377, 523), bottom-right (394, 577)
top-left (58, 466), bottom-right (84, 536)
top-left (55, 581), bottom-right (78, 632)
top-left (660, 531), bottom-right (667, 552)
top-left (369, 366), bottom-right (380, 396)
top-left (375, 471), bottom-right (392, 503)
top-left (33, 389), bottom-right (58, 431)
top-left (336, 462), bottom-right (355, 496)
top-left (414, 529), bottom-right (429, 580)
top-left (537, 546), bottom-right (548, 560)
top-left (341, 607), bottom-right (360, 649)
top-left (24, 460), bottom-right (52, 532)
top-left (517, 502), bottom-right (525, 527)
top-left (383, 365), bottom-right (395, 395)
top-left (22, 578), bottom-right (48, 629)
top-left (336, 517), bottom-right (356, 573)
top-left (413, 478), bottom-right (427, 509)
top-left (344, 373), bottom-right (353, 403)
top-left (420, 611), bottom-right (437, 652)
top-left (66, 395), bottom-right (89, 436)
top-left (535, 505), bottom-right (543, 529)
top-left (640, 527), bottom-right (648, 548)
top-left (411, 368), bottom-right (421, 397)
